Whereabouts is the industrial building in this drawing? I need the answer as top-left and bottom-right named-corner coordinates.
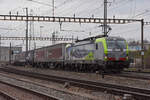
top-left (0, 46), bottom-right (22, 62)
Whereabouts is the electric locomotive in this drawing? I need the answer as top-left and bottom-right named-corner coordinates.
top-left (66, 35), bottom-right (129, 72)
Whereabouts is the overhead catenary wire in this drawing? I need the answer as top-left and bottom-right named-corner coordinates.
top-left (27, 0), bottom-right (55, 8)
top-left (0, 0), bottom-right (149, 47)
top-left (55, 0), bottom-right (91, 16)
top-left (31, 0), bottom-right (79, 16)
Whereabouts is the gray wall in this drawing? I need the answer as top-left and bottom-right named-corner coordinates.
top-left (0, 46), bottom-right (22, 62)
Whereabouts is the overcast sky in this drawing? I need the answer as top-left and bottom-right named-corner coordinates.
top-left (0, 0), bottom-right (150, 50)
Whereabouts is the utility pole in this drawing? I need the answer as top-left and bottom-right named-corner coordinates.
top-left (25, 8), bottom-right (29, 63)
top-left (33, 42), bottom-right (36, 65)
top-left (29, 9), bottom-right (34, 51)
top-left (29, 11), bottom-right (31, 51)
top-left (52, 0), bottom-right (54, 16)
top-left (72, 35), bottom-right (74, 43)
top-left (103, 0), bottom-right (108, 36)
top-left (0, 35), bottom-right (1, 62)
top-left (9, 42), bottom-right (11, 64)
top-left (52, 31), bottom-right (55, 45)
top-left (141, 19), bottom-right (144, 69)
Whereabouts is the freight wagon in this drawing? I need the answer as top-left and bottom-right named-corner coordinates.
top-left (32, 43), bottom-right (67, 68)
top-left (30, 43), bottom-right (107, 71)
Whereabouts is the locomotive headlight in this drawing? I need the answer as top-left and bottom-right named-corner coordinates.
top-left (126, 55), bottom-right (129, 60)
top-left (104, 55), bottom-right (108, 61)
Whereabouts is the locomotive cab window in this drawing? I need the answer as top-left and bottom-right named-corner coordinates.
top-left (107, 40), bottom-right (126, 49)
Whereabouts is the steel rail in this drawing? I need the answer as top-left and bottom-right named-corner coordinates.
top-left (0, 67), bottom-right (150, 100)
top-left (0, 81), bottom-right (60, 100)
top-left (124, 70), bottom-right (150, 74)
top-left (0, 73), bottom-right (96, 100)
top-left (0, 91), bottom-right (16, 100)
top-left (108, 72), bottom-right (150, 80)
top-left (0, 69), bottom-right (60, 100)
top-left (0, 80), bottom-right (60, 100)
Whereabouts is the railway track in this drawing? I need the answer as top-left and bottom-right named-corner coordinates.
top-left (0, 91), bottom-right (16, 100)
top-left (0, 67), bottom-right (99, 100)
top-left (0, 67), bottom-right (150, 100)
top-left (124, 70), bottom-right (150, 74)
top-left (108, 71), bottom-right (150, 80)
top-left (0, 80), bottom-right (60, 100)
top-left (0, 69), bottom-right (61, 100)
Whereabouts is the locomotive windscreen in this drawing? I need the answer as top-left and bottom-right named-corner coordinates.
top-left (106, 38), bottom-right (128, 61)
top-left (106, 39), bottom-right (126, 49)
